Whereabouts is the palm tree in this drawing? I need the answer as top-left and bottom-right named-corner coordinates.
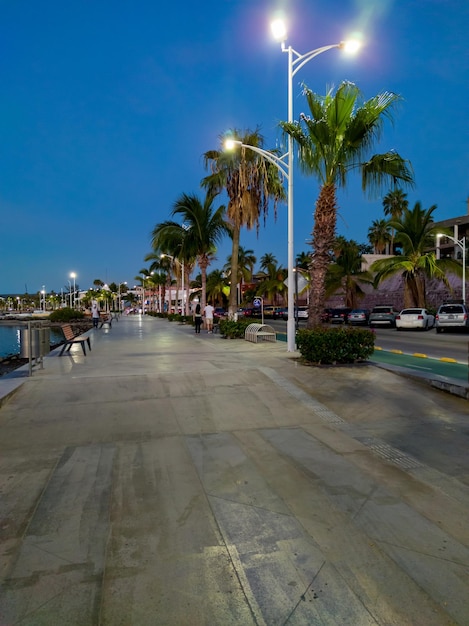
top-left (325, 238), bottom-right (372, 308)
top-left (256, 261), bottom-right (287, 306)
top-left (151, 193), bottom-right (228, 314)
top-left (206, 269), bottom-right (229, 306)
top-left (383, 188), bottom-right (409, 253)
top-left (202, 128), bottom-right (286, 318)
top-left (280, 81), bottom-right (414, 326)
top-left (259, 253), bottom-right (277, 272)
top-left (368, 219), bottom-right (391, 254)
top-left (371, 202), bottom-right (459, 307)
top-left (223, 246), bottom-right (257, 304)
top-left (295, 251), bottom-right (312, 271)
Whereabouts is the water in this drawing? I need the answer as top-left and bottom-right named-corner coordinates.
top-left (0, 323), bottom-right (64, 358)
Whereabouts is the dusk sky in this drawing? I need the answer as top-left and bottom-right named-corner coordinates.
top-left (1, 0), bottom-right (468, 295)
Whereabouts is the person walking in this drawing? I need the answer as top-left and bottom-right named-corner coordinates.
top-left (203, 303), bottom-right (214, 333)
top-left (194, 303), bottom-right (202, 334)
top-left (91, 300), bottom-right (100, 328)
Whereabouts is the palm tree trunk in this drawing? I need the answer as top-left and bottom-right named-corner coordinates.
top-left (228, 225), bottom-right (240, 318)
top-left (308, 183), bottom-right (337, 327)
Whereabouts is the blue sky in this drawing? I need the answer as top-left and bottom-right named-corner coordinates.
top-left (1, 0), bottom-right (468, 295)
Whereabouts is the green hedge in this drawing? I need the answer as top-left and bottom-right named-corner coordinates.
top-left (218, 318), bottom-right (253, 338)
top-left (296, 326), bottom-right (375, 364)
top-left (48, 307), bottom-right (85, 323)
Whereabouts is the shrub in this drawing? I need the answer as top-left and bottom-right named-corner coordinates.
top-left (219, 318), bottom-right (253, 338)
top-left (49, 308), bottom-right (85, 323)
top-left (296, 326), bottom-right (375, 364)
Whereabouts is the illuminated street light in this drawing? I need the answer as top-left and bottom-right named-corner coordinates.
top-left (437, 233), bottom-right (466, 303)
top-left (70, 272), bottom-right (76, 309)
top-left (269, 19), bottom-right (359, 351)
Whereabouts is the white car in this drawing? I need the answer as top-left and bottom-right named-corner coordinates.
top-left (395, 308), bottom-right (435, 330)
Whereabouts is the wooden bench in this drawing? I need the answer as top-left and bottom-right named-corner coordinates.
top-left (99, 314), bottom-right (113, 329)
top-left (244, 323), bottom-right (276, 344)
top-left (59, 324), bottom-right (91, 356)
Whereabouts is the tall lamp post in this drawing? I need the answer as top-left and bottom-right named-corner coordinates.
top-left (270, 19), bottom-right (359, 351)
top-left (118, 281), bottom-right (127, 312)
top-left (437, 233), bottom-right (466, 303)
top-left (70, 272), bottom-right (76, 309)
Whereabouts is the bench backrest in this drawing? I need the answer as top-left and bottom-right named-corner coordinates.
top-left (62, 324), bottom-right (76, 340)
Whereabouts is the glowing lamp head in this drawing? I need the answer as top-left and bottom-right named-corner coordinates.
top-left (341, 39), bottom-right (361, 54)
top-left (270, 19), bottom-right (287, 43)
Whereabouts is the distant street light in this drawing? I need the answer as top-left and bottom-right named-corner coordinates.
top-left (118, 282), bottom-right (127, 312)
top-left (270, 18), bottom-right (360, 351)
top-left (437, 233), bottom-right (466, 303)
top-left (70, 272), bottom-right (76, 309)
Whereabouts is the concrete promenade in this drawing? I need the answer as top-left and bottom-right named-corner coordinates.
top-left (0, 315), bottom-right (468, 625)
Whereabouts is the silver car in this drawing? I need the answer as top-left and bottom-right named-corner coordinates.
top-left (369, 305), bottom-right (400, 327)
top-left (435, 303), bottom-right (469, 333)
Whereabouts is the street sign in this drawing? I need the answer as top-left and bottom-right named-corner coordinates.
top-left (253, 298), bottom-right (262, 308)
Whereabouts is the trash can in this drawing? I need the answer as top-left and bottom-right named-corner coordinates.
top-left (20, 327), bottom-right (40, 358)
top-left (20, 327), bottom-right (50, 358)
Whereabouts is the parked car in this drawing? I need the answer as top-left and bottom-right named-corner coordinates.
top-left (329, 308), bottom-right (352, 324)
top-left (273, 307), bottom-right (288, 319)
top-left (435, 302), bottom-right (469, 333)
top-left (368, 305), bottom-right (400, 328)
top-left (213, 307), bottom-right (227, 320)
top-left (396, 308), bottom-right (435, 330)
top-left (347, 309), bottom-right (370, 325)
top-left (321, 308), bottom-right (333, 323)
top-left (237, 307), bottom-right (255, 317)
top-left (281, 306), bottom-right (308, 321)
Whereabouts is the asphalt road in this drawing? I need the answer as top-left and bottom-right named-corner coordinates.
top-left (266, 318), bottom-right (469, 364)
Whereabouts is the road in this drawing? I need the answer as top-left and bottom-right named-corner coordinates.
top-left (265, 317), bottom-right (469, 361)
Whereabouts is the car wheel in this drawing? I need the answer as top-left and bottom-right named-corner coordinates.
top-left (436, 327), bottom-right (442, 334)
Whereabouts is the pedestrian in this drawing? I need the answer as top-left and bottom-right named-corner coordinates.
top-left (203, 303), bottom-right (214, 333)
top-left (91, 300), bottom-right (100, 328)
top-left (194, 303), bottom-right (202, 334)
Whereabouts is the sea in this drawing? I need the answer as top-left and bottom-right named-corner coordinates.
top-left (0, 322), bottom-right (64, 358)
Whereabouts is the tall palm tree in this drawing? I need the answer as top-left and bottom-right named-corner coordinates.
top-left (295, 251), bottom-right (312, 271)
top-left (202, 128), bottom-right (286, 318)
top-left (368, 219), bottom-right (391, 254)
top-left (169, 192), bottom-right (228, 311)
top-left (280, 81), bottom-right (414, 326)
top-left (325, 238), bottom-right (372, 308)
top-left (256, 262), bottom-right (287, 306)
top-left (223, 246), bottom-right (257, 304)
top-left (206, 269), bottom-right (229, 306)
top-left (152, 193), bottom-right (227, 308)
top-left (383, 188), bottom-right (409, 253)
top-left (259, 252), bottom-right (278, 272)
top-left (371, 202), bottom-right (459, 307)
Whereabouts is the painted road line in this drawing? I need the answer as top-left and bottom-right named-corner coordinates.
top-left (390, 349), bottom-right (403, 354)
top-left (440, 357), bottom-right (458, 363)
top-left (413, 353), bottom-right (428, 358)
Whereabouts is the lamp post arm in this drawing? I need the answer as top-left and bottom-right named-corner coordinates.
top-left (226, 140), bottom-right (289, 179)
top-left (288, 43), bottom-right (342, 78)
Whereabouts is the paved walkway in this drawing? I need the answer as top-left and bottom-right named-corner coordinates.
top-left (1, 316), bottom-right (468, 625)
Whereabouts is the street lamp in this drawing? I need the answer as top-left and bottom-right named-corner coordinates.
top-left (118, 282), bottom-right (127, 312)
top-left (270, 19), bottom-right (359, 351)
top-left (70, 272), bottom-right (76, 309)
top-left (437, 234), bottom-right (466, 303)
